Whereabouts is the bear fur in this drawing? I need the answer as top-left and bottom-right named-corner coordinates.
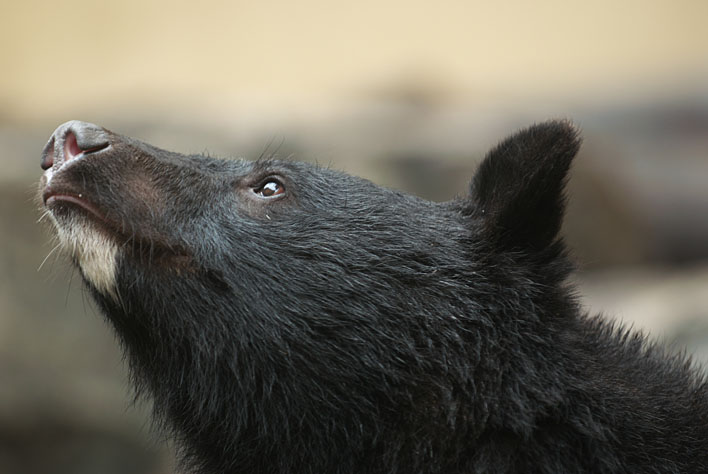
top-left (39, 120), bottom-right (708, 473)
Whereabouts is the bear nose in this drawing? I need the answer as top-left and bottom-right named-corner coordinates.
top-left (41, 120), bottom-right (110, 170)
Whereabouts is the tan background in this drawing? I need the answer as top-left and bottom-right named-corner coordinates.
top-left (3, 0), bottom-right (708, 121)
top-left (2, 1), bottom-right (708, 473)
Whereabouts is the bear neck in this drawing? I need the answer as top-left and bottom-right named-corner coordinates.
top-left (87, 249), bottom-right (601, 474)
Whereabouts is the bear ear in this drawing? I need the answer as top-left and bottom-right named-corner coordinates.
top-left (468, 120), bottom-right (581, 254)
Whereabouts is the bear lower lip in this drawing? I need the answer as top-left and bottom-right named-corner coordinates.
top-left (45, 192), bottom-right (106, 223)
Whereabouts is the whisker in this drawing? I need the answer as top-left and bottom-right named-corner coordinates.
top-left (65, 266), bottom-right (77, 307)
top-left (37, 210), bottom-right (52, 223)
top-left (37, 242), bottom-right (62, 272)
top-left (257, 136), bottom-right (277, 162)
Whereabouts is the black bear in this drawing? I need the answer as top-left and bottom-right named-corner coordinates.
top-left (39, 120), bottom-right (708, 473)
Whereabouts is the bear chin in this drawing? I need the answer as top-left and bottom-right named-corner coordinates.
top-left (46, 208), bottom-right (119, 300)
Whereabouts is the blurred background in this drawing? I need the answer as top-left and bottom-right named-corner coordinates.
top-left (2, 0), bottom-right (707, 472)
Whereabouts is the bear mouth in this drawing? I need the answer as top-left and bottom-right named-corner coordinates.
top-left (42, 185), bottom-right (117, 234)
top-left (44, 191), bottom-right (105, 222)
top-left (43, 183), bottom-right (195, 269)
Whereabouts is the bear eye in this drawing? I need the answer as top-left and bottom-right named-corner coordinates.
top-left (254, 179), bottom-right (285, 198)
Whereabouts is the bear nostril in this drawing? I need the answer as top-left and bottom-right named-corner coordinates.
top-left (40, 121), bottom-right (111, 171)
top-left (71, 121), bottom-right (110, 154)
top-left (64, 132), bottom-right (81, 161)
top-left (40, 137), bottom-right (55, 170)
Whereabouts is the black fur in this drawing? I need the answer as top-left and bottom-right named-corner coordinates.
top-left (40, 120), bottom-right (708, 473)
